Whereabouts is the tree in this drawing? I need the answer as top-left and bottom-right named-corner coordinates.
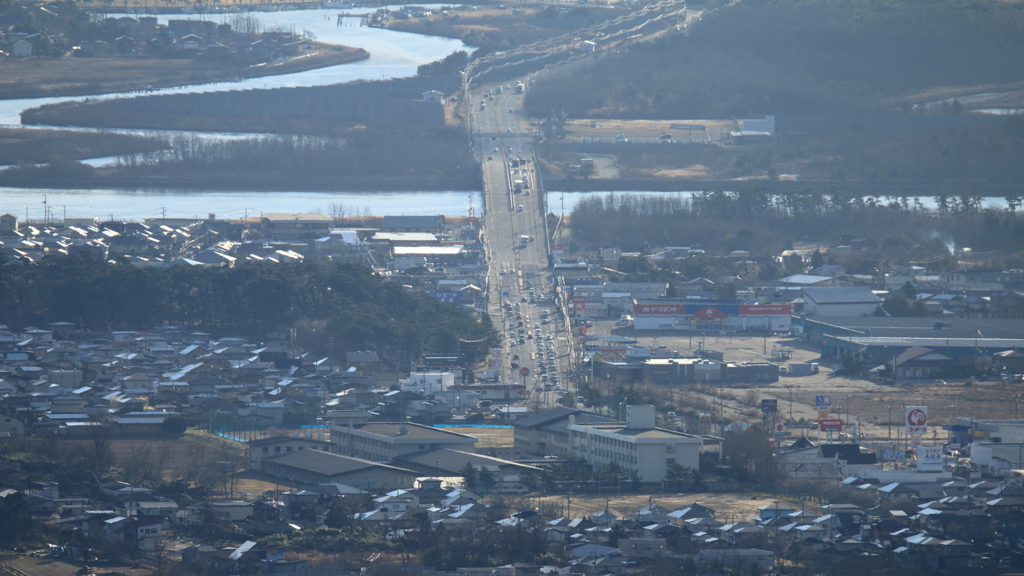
top-left (664, 463), bottom-right (700, 492)
top-left (478, 468), bottom-right (496, 492)
top-left (900, 280), bottom-right (917, 300)
top-left (458, 461), bottom-right (478, 491)
top-left (162, 416), bottom-right (187, 436)
top-left (810, 249), bottom-right (825, 269)
top-left (608, 524), bottom-right (628, 547)
top-left (882, 291), bottom-right (927, 317)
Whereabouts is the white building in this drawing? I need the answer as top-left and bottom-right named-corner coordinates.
top-left (568, 405), bottom-right (702, 482)
top-left (13, 39), bottom-right (33, 57)
top-left (401, 371), bottom-right (454, 396)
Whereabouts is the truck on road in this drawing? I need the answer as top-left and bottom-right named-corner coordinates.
top-left (520, 235), bottom-right (529, 246)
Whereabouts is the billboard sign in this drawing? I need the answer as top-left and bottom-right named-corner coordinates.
top-left (815, 395), bottom-right (831, 409)
top-left (917, 446), bottom-right (944, 471)
top-left (431, 290), bottom-right (459, 303)
top-left (905, 406), bottom-right (928, 435)
top-left (634, 302), bottom-right (687, 315)
top-left (739, 304), bottom-right (792, 316)
top-left (817, 410), bottom-right (830, 420)
top-left (761, 399), bottom-right (778, 413)
top-left (883, 450), bottom-right (907, 462)
top-left (819, 418), bottom-right (843, 432)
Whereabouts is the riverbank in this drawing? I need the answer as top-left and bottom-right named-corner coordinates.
top-left (0, 168), bottom-right (482, 192)
top-left (0, 42), bottom-right (368, 101)
top-left (543, 177), bottom-right (1024, 196)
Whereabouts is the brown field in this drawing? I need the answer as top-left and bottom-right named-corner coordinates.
top-left (530, 492), bottom-right (809, 525)
top-left (564, 118), bottom-right (736, 140)
top-left (445, 426), bottom-right (516, 448)
top-left (0, 43), bottom-right (366, 99)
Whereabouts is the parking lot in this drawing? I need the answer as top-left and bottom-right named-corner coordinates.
top-left (584, 319), bottom-right (1023, 451)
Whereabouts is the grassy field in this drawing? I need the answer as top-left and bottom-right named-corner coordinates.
top-left (0, 43), bottom-right (366, 99)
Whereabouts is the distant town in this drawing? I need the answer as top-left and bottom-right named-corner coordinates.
top-left (4, 0), bottom-right (1024, 573)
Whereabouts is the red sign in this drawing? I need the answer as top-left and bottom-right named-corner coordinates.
top-left (634, 303), bottom-right (687, 315)
top-left (573, 301), bottom-right (585, 311)
top-left (694, 307), bottom-right (726, 319)
top-left (819, 418), bottom-right (843, 432)
top-left (520, 367), bottom-right (530, 377)
top-left (739, 304), bottom-right (791, 316)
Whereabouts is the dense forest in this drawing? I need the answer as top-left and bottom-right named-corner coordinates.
top-left (1, 127), bottom-right (480, 190)
top-left (0, 256), bottom-right (498, 365)
top-left (568, 190), bottom-right (1024, 267)
top-left (525, 0), bottom-right (1024, 118)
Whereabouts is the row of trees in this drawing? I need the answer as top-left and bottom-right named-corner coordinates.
top-left (568, 190), bottom-right (1024, 262)
top-left (111, 128), bottom-right (476, 181)
top-left (0, 256), bottom-right (497, 364)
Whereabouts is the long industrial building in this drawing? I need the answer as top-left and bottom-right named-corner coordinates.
top-left (632, 300), bottom-right (791, 332)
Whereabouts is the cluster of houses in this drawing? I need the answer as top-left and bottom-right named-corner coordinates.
top-left (0, 213), bottom-right (485, 281)
top-left (15, 458), bottom-right (1024, 574)
top-left (0, 6), bottom-right (307, 60)
top-left (366, 5), bottom-right (438, 27)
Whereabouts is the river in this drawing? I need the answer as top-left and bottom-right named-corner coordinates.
top-left (0, 6), bottom-right (488, 220)
top-left (0, 9), bottom-right (1013, 220)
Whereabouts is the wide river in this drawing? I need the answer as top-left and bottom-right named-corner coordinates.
top-left (0, 6), bottom-right (492, 220)
top-left (0, 8), bottom-right (1012, 220)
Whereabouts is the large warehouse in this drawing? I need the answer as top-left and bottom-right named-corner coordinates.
top-left (792, 315), bottom-right (1024, 366)
top-left (632, 299), bottom-right (791, 332)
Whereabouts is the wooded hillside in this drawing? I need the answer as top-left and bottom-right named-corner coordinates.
top-left (525, 0), bottom-right (1024, 118)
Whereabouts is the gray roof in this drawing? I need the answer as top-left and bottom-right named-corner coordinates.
top-left (381, 215), bottom-right (442, 229)
top-left (346, 350), bottom-right (380, 363)
top-left (804, 316), bottom-right (1024, 340)
top-left (803, 287), bottom-right (881, 305)
top-left (395, 448), bottom-right (541, 473)
top-left (353, 422), bottom-right (476, 441)
top-left (263, 450), bottom-right (417, 478)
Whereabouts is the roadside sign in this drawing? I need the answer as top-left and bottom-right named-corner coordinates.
top-left (520, 367), bottom-right (530, 377)
top-left (819, 418), bottom-right (842, 432)
top-left (905, 406), bottom-right (928, 435)
top-left (883, 449), bottom-right (907, 462)
top-left (761, 399), bottom-right (778, 413)
top-left (774, 423), bottom-right (785, 434)
top-left (817, 410), bottom-right (829, 420)
top-left (917, 446), bottom-right (944, 471)
top-left (815, 395), bottom-right (831, 409)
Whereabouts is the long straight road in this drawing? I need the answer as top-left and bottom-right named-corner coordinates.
top-left (466, 1), bottom-right (698, 409)
top-left (472, 84), bottom-right (576, 409)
